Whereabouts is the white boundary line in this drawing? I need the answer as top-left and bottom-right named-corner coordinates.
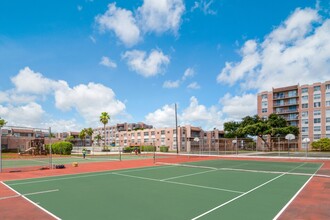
top-left (0, 189), bottom-right (59, 200)
top-left (6, 165), bottom-right (171, 186)
top-left (161, 169), bottom-right (217, 181)
top-left (272, 163), bottom-right (324, 220)
top-left (113, 172), bottom-right (244, 194)
top-left (0, 181), bottom-right (61, 220)
top-left (190, 163), bottom-right (308, 220)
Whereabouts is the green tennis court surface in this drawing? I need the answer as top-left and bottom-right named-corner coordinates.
top-left (3, 159), bottom-right (322, 219)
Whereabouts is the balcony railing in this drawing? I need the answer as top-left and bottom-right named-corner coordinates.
top-left (273, 101), bottom-right (299, 107)
top-left (275, 109), bottom-right (299, 114)
top-left (273, 94), bottom-right (298, 100)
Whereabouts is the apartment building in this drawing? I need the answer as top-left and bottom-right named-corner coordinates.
top-left (257, 80), bottom-right (330, 147)
top-left (93, 123), bottom-right (224, 152)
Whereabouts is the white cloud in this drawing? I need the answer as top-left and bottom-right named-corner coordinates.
top-left (220, 93), bottom-right (257, 121)
top-left (217, 7), bottom-right (330, 91)
top-left (11, 67), bottom-right (65, 95)
top-left (187, 82), bottom-right (200, 89)
top-left (100, 56), bottom-right (117, 68)
top-left (182, 67), bottom-right (195, 80)
top-left (145, 104), bottom-right (176, 128)
top-left (191, 0), bottom-right (216, 15)
top-left (0, 102), bottom-right (45, 127)
top-left (96, 3), bottom-right (141, 47)
top-left (1, 67), bottom-right (127, 130)
top-left (163, 80), bottom-right (180, 88)
top-left (54, 82), bottom-right (126, 124)
top-left (145, 97), bottom-right (223, 130)
top-left (137, 0), bottom-right (185, 34)
top-left (122, 49), bottom-right (170, 77)
top-left (77, 5), bottom-right (83, 11)
top-left (217, 40), bottom-right (260, 85)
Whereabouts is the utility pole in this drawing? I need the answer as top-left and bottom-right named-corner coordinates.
top-left (175, 103), bottom-right (179, 154)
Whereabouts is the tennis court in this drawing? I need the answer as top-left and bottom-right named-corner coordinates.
top-left (1, 156), bottom-right (323, 220)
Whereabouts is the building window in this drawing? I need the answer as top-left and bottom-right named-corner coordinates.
top-left (314, 110), bottom-right (321, 116)
top-left (314, 94), bottom-right (321, 100)
top-left (314, 118), bottom-right (321, 124)
top-left (301, 88), bottom-right (308, 93)
top-left (314, 102), bottom-right (321, 108)
top-left (326, 126), bottom-right (330, 131)
top-left (326, 92), bottom-right (330, 99)
top-left (326, 101), bottom-right (330, 107)
top-left (314, 126), bottom-right (321, 132)
top-left (144, 132), bottom-right (149, 136)
top-left (301, 111), bottom-right (308, 117)
top-left (302, 119), bottom-right (308, 125)
top-left (161, 130), bottom-right (165, 135)
top-left (288, 98), bottom-right (297, 104)
top-left (302, 103), bottom-right (308, 108)
top-left (327, 117), bottom-right (330, 123)
top-left (262, 108), bottom-right (267, 113)
top-left (262, 101), bottom-right (268, 107)
top-left (326, 84), bottom-right (330, 90)
top-left (314, 134), bottom-right (321, 140)
top-left (261, 94), bottom-right (268, 99)
top-left (314, 86), bottom-right (321, 92)
top-left (301, 95), bottom-right (308, 102)
top-left (288, 90), bottom-right (297, 97)
top-left (301, 127), bottom-right (308, 133)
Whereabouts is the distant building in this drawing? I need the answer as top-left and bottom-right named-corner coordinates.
top-left (93, 123), bottom-right (224, 152)
top-left (257, 81), bottom-right (330, 148)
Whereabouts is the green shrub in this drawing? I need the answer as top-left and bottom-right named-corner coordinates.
top-left (311, 138), bottom-right (330, 151)
top-left (160, 146), bottom-right (169, 152)
top-left (46, 141), bottom-right (73, 155)
top-left (141, 145), bottom-right (155, 152)
top-left (123, 147), bottom-right (133, 153)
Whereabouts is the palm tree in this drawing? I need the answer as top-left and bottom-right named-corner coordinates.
top-left (95, 133), bottom-right (102, 146)
top-left (85, 128), bottom-right (94, 145)
top-left (65, 135), bottom-right (74, 144)
top-left (79, 129), bottom-right (87, 147)
top-left (0, 118), bottom-right (7, 155)
top-left (100, 112), bottom-right (110, 149)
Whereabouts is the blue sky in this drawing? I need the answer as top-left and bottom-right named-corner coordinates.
top-left (1, 0), bottom-right (330, 131)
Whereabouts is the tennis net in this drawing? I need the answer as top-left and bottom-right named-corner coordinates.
top-left (154, 153), bottom-right (329, 178)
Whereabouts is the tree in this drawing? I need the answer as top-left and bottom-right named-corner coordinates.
top-left (0, 118), bottom-right (7, 151)
top-left (99, 112), bottom-right (110, 149)
top-left (224, 113), bottom-right (299, 151)
top-left (79, 129), bottom-right (87, 147)
top-left (85, 128), bottom-right (94, 145)
top-left (65, 135), bottom-right (74, 144)
top-left (0, 118), bottom-right (6, 127)
top-left (94, 133), bottom-right (102, 146)
top-left (223, 121), bottom-right (242, 138)
top-left (312, 138), bottom-right (330, 151)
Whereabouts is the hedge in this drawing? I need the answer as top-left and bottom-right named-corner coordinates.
top-left (160, 146), bottom-right (169, 152)
top-left (141, 145), bottom-right (156, 152)
top-left (312, 138), bottom-right (330, 151)
top-left (46, 141), bottom-right (73, 155)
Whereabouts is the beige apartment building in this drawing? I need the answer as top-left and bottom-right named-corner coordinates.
top-left (258, 81), bottom-right (330, 148)
top-left (93, 122), bottom-right (224, 152)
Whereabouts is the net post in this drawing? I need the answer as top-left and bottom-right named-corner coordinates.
top-left (119, 147), bottom-right (122, 161)
top-left (153, 150), bottom-right (156, 164)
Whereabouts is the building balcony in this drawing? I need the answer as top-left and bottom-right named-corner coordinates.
top-left (273, 101), bottom-right (299, 107)
top-left (273, 94), bottom-right (298, 100)
top-left (275, 109), bottom-right (299, 114)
